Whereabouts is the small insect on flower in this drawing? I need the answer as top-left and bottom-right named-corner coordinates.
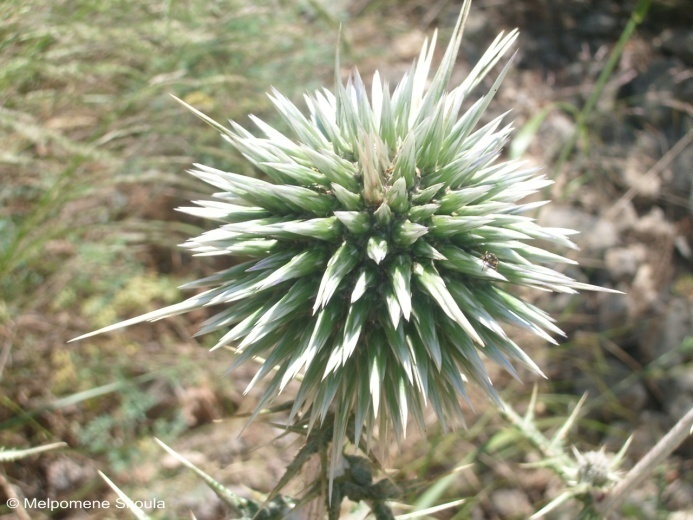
top-left (481, 251), bottom-right (499, 271)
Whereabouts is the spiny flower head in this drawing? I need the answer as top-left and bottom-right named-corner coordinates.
top-left (73, 1), bottom-right (615, 458)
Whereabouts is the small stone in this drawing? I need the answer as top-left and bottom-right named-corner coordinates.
top-left (490, 488), bottom-right (533, 519)
top-left (633, 207), bottom-right (675, 240)
top-left (623, 155), bottom-right (660, 199)
top-left (539, 204), bottom-right (620, 252)
top-left (46, 457), bottom-right (95, 496)
top-left (180, 385), bottom-right (220, 427)
top-left (608, 200), bottom-right (639, 233)
top-left (628, 264), bottom-right (661, 317)
top-left (604, 245), bottom-right (647, 281)
top-left (392, 30), bottom-right (426, 61)
top-left (584, 218), bottom-right (620, 253)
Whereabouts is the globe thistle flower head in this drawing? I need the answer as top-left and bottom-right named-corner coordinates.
top-left (73, 0), bottom-right (617, 464)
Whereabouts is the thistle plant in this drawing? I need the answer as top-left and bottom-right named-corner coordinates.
top-left (500, 390), bottom-right (632, 519)
top-left (73, 0), bottom-right (616, 496)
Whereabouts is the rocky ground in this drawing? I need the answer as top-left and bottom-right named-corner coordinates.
top-left (455, 0), bottom-right (693, 517)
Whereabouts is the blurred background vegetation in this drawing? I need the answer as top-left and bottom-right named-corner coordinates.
top-left (1, 0), bottom-right (691, 518)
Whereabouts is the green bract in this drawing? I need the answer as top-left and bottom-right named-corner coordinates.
top-left (73, 0), bottom-right (614, 468)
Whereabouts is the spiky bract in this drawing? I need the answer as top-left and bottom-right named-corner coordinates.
top-left (73, 1), bottom-right (614, 457)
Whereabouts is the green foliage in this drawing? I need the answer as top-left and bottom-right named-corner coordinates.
top-left (77, 383), bottom-right (187, 472)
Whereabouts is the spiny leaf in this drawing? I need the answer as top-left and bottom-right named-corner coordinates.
top-left (331, 182), bottom-right (362, 210)
top-left (411, 297), bottom-right (443, 370)
top-left (373, 201), bottom-right (393, 226)
top-left (99, 472), bottom-right (150, 520)
top-left (154, 439), bottom-right (264, 516)
top-left (259, 249), bottom-right (327, 290)
top-left (334, 210), bottom-right (371, 235)
top-left (386, 254), bottom-right (412, 321)
top-left (314, 241), bottom-right (360, 312)
top-left (413, 262), bottom-right (483, 346)
top-left (386, 176), bottom-right (409, 213)
top-left (392, 219), bottom-right (428, 246)
top-left (366, 235), bottom-right (388, 264)
top-left (351, 267), bottom-right (377, 303)
top-left (0, 442), bottom-right (66, 462)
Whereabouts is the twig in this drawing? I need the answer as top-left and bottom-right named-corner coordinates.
top-left (0, 469), bottom-right (31, 520)
top-left (595, 406), bottom-right (693, 516)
